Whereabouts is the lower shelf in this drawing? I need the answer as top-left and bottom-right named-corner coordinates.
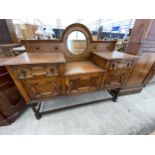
top-left (31, 89), bottom-right (120, 119)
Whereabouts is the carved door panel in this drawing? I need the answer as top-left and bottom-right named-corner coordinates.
top-left (66, 73), bottom-right (102, 95)
top-left (104, 70), bottom-right (127, 89)
top-left (21, 76), bottom-right (61, 100)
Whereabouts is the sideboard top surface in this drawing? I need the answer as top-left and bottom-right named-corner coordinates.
top-left (65, 61), bottom-right (105, 75)
top-left (2, 52), bottom-right (66, 66)
top-left (92, 51), bottom-right (138, 60)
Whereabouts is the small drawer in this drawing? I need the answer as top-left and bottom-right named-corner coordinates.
top-left (15, 65), bottom-right (59, 79)
top-left (109, 60), bottom-right (133, 70)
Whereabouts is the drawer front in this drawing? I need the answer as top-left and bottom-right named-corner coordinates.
top-left (15, 65), bottom-right (60, 79)
top-left (105, 70), bottom-right (127, 89)
top-left (66, 73), bottom-right (102, 95)
top-left (109, 60), bottom-right (133, 70)
top-left (21, 76), bottom-right (61, 100)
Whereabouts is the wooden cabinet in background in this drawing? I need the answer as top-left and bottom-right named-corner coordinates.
top-left (0, 19), bottom-right (18, 44)
top-left (0, 58), bottom-right (26, 126)
top-left (121, 19), bottom-right (155, 94)
top-left (143, 62), bottom-right (155, 85)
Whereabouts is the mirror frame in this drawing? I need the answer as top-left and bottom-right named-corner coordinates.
top-left (62, 23), bottom-right (93, 58)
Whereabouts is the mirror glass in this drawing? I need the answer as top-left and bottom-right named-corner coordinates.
top-left (66, 31), bottom-right (87, 55)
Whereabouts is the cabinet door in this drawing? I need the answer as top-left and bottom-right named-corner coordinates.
top-left (104, 70), bottom-right (127, 89)
top-left (105, 60), bottom-right (133, 89)
top-left (66, 73), bottom-right (102, 95)
top-left (21, 76), bottom-right (61, 100)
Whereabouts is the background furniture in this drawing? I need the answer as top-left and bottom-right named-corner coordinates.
top-left (120, 19), bottom-right (155, 95)
top-left (12, 45), bottom-right (26, 56)
top-left (0, 57), bottom-right (26, 126)
top-left (0, 44), bottom-right (22, 56)
top-left (0, 19), bottom-right (18, 44)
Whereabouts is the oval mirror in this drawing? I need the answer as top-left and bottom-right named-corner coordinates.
top-left (66, 31), bottom-right (87, 55)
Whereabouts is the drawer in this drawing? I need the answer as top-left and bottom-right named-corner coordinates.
top-left (21, 76), bottom-right (61, 100)
top-left (109, 60), bottom-right (133, 70)
top-left (65, 73), bottom-right (102, 95)
top-left (14, 65), bottom-right (60, 79)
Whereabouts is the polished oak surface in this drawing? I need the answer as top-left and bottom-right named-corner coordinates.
top-left (3, 52), bottom-right (66, 66)
top-left (65, 61), bottom-right (105, 75)
top-left (92, 51), bottom-right (138, 60)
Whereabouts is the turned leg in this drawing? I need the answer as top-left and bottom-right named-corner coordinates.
top-left (108, 88), bottom-right (121, 102)
top-left (112, 88), bottom-right (121, 102)
top-left (32, 104), bottom-right (42, 120)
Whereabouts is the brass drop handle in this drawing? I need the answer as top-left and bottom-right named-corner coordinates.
top-left (127, 62), bottom-right (132, 68)
top-left (111, 63), bottom-right (117, 70)
top-left (20, 69), bottom-right (27, 77)
top-left (50, 68), bottom-right (54, 74)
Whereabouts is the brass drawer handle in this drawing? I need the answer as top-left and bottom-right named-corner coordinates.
top-left (127, 62), bottom-right (132, 68)
top-left (47, 68), bottom-right (58, 76)
top-left (54, 46), bottom-right (59, 50)
top-left (35, 47), bottom-right (40, 50)
top-left (18, 69), bottom-right (27, 79)
top-left (110, 63), bottom-right (117, 70)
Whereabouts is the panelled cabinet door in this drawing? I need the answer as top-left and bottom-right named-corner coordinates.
top-left (104, 70), bottom-right (127, 89)
top-left (105, 60), bottom-right (134, 89)
top-left (21, 76), bottom-right (61, 100)
top-left (66, 73), bottom-right (102, 95)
